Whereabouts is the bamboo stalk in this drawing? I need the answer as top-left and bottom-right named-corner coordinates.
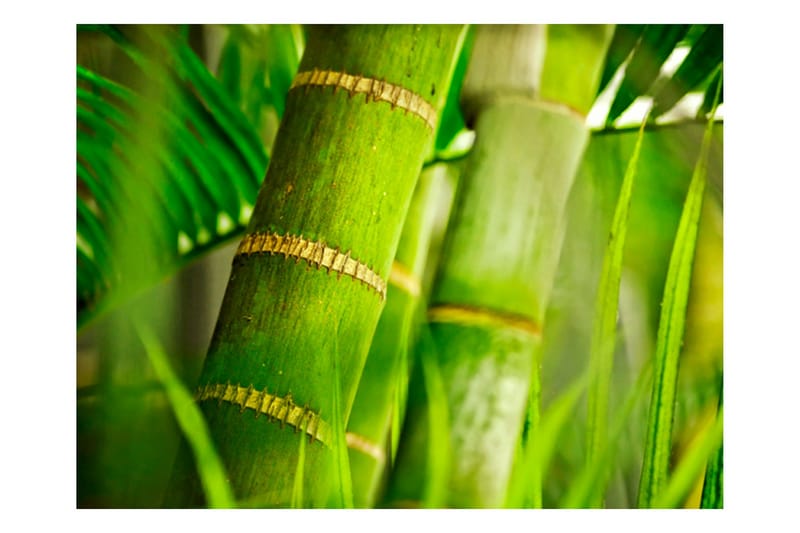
top-left (385, 25), bottom-right (614, 508)
top-left (346, 163), bottom-right (456, 507)
top-left (166, 25), bottom-right (466, 507)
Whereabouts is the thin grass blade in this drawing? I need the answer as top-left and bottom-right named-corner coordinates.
top-left (506, 372), bottom-right (587, 508)
top-left (290, 418), bottom-right (308, 508)
top-left (700, 386), bottom-right (723, 508)
top-left (698, 69), bottom-right (723, 120)
top-left (637, 76), bottom-right (722, 508)
top-left (653, 407), bottom-right (723, 508)
top-left (585, 111), bottom-right (648, 499)
top-left (330, 331), bottom-right (354, 508)
top-left (134, 321), bottom-right (235, 508)
top-left (562, 361), bottom-right (652, 508)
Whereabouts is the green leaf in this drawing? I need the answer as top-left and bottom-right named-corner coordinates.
top-left (506, 373), bottom-right (587, 508)
top-left (433, 25), bottom-right (474, 154)
top-left (561, 362), bottom-right (652, 508)
top-left (76, 25), bottom-right (277, 329)
top-left (606, 24), bottom-right (690, 125)
top-left (652, 25), bottom-right (723, 118)
top-left (637, 76), bottom-right (721, 508)
top-left (596, 24), bottom-right (646, 97)
top-left (134, 321), bottom-right (235, 508)
top-left (698, 68), bottom-right (724, 119)
top-left (329, 331), bottom-right (354, 508)
top-left (584, 112), bottom-right (648, 506)
top-left (653, 407), bottom-right (723, 508)
top-left (700, 440), bottom-right (724, 508)
top-left (290, 416), bottom-right (308, 508)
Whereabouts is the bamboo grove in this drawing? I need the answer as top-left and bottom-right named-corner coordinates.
top-left (76, 24), bottom-right (724, 508)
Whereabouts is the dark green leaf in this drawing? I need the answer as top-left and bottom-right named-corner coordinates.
top-left (700, 386), bottom-right (723, 508)
top-left (607, 24), bottom-right (690, 125)
top-left (433, 25), bottom-right (474, 153)
top-left (652, 25), bottom-right (722, 118)
top-left (698, 68), bottom-right (724, 119)
top-left (596, 24), bottom-right (646, 97)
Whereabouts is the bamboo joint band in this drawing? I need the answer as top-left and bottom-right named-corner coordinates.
top-left (427, 304), bottom-right (541, 338)
top-left (236, 232), bottom-right (387, 300)
top-left (290, 68), bottom-right (437, 131)
top-left (345, 432), bottom-right (386, 464)
top-left (196, 382), bottom-right (332, 446)
top-left (388, 260), bottom-right (421, 298)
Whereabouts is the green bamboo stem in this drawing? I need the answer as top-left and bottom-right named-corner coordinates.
top-left (385, 25), bottom-right (614, 508)
top-left (346, 163), bottom-right (454, 508)
top-left (166, 25), bottom-right (466, 508)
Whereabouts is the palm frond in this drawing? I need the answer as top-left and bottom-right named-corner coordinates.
top-left (76, 25), bottom-right (303, 329)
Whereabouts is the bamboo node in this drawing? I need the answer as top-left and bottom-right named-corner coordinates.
top-left (345, 432), bottom-right (386, 464)
top-left (196, 382), bottom-right (332, 446)
top-left (427, 304), bottom-right (542, 338)
top-left (290, 69), bottom-right (437, 130)
top-left (235, 231), bottom-right (386, 299)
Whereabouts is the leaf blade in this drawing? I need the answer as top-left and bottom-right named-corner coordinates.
top-left (637, 76), bottom-right (721, 508)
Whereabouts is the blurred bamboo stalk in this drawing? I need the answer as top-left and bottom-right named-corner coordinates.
top-left (386, 25), bottom-right (614, 508)
top-left (346, 163), bottom-right (457, 507)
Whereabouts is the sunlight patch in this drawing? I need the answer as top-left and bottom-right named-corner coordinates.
top-left (77, 234), bottom-right (94, 260)
top-left (177, 231), bottom-right (193, 254)
top-left (239, 203), bottom-right (253, 226)
top-left (217, 212), bottom-right (235, 235)
top-left (197, 227), bottom-right (211, 245)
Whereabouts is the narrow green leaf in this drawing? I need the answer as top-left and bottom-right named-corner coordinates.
top-left (290, 417), bottom-right (308, 509)
top-left (77, 245), bottom-right (105, 302)
top-left (264, 24), bottom-right (304, 119)
top-left (596, 24), bottom-right (646, 97)
top-left (216, 38), bottom-right (243, 104)
top-left (77, 198), bottom-right (113, 279)
top-left (606, 24), bottom-right (690, 125)
top-left (330, 332), bottom-right (354, 508)
top-left (433, 25), bottom-right (474, 153)
top-left (77, 156), bottom-right (116, 225)
top-left (134, 321), bottom-right (235, 509)
top-left (179, 89), bottom-right (252, 213)
top-left (652, 25), bottom-right (723, 118)
top-left (562, 361), bottom-right (652, 508)
top-left (585, 112), bottom-right (648, 502)
top-left (653, 407), bottom-right (724, 508)
top-left (637, 76), bottom-right (721, 508)
top-left (698, 69), bottom-right (724, 120)
top-left (174, 39), bottom-right (268, 180)
top-left (79, 103), bottom-right (200, 242)
top-left (700, 386), bottom-right (723, 508)
top-left (506, 373), bottom-right (587, 508)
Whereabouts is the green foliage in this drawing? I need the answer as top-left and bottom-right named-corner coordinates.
top-left (585, 113), bottom-right (647, 497)
top-left (77, 25), bottom-right (303, 329)
top-left (135, 321), bottom-right (235, 508)
top-left (606, 25), bottom-right (690, 125)
top-left (700, 388), bottom-right (724, 509)
top-left (77, 24), bottom-right (723, 509)
top-left (638, 77), bottom-right (722, 508)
